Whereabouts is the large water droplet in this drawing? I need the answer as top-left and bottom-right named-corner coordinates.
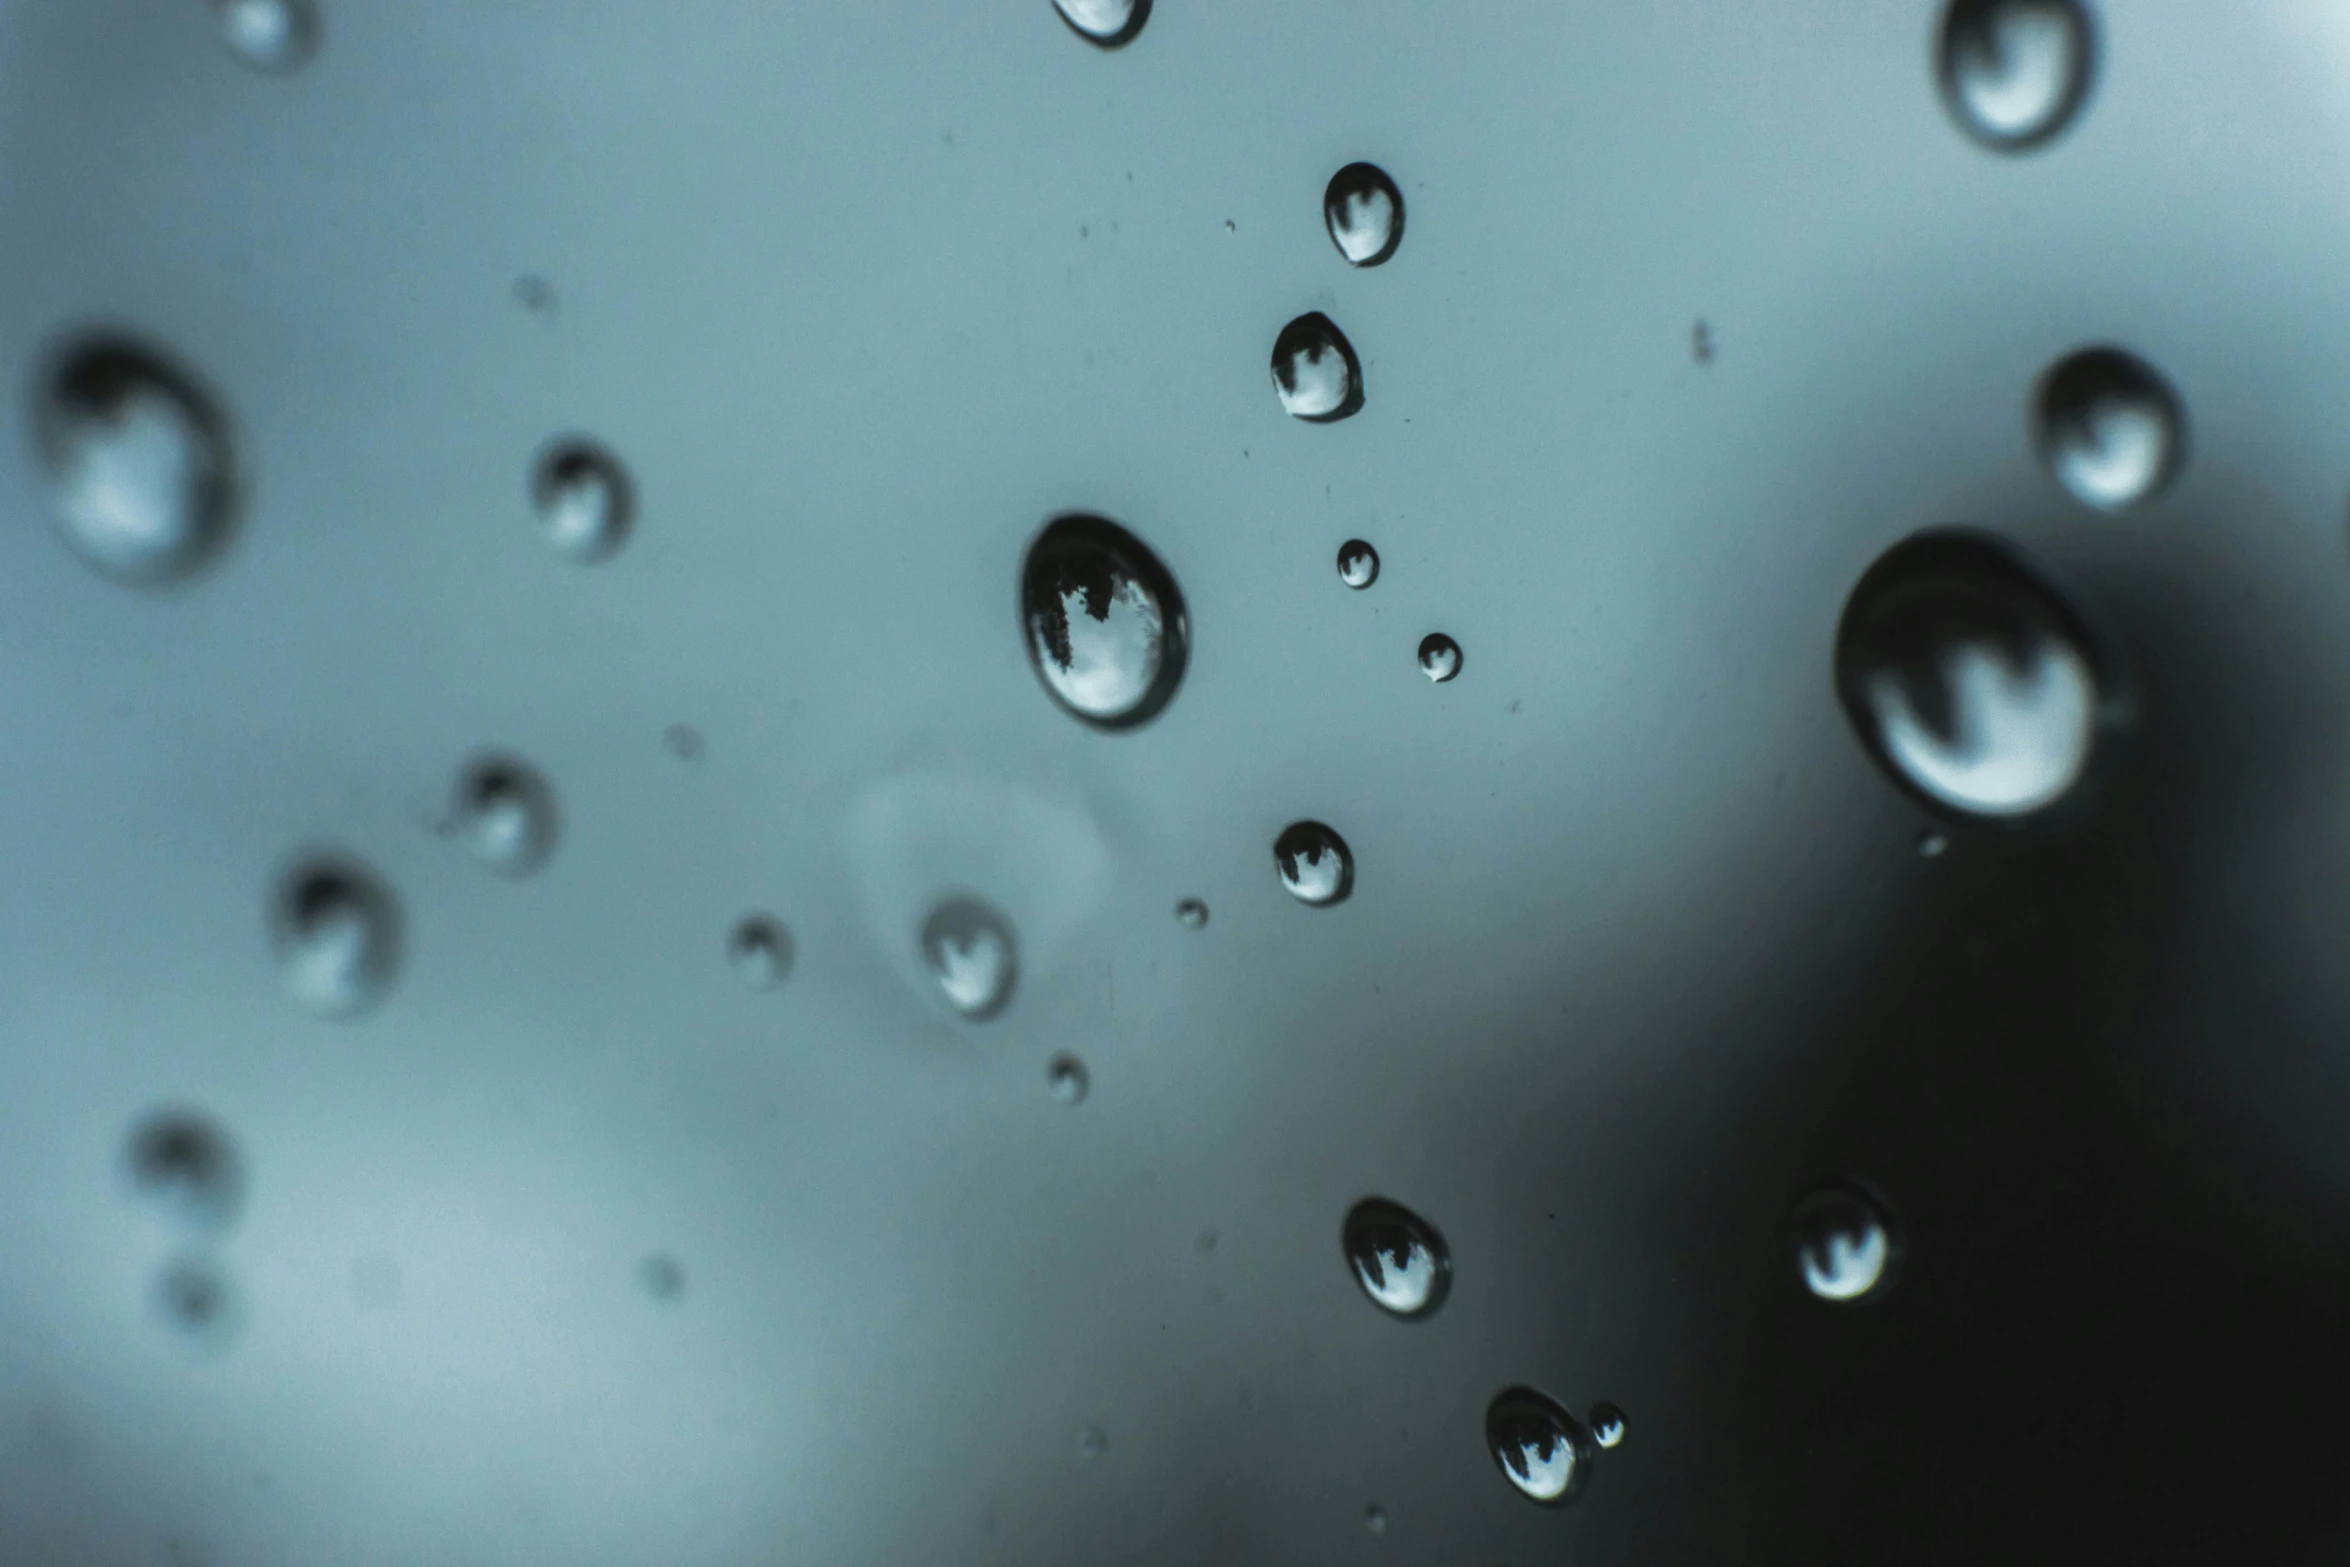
top-left (921, 897), bottom-right (1018, 1021)
top-left (728, 915), bottom-right (794, 990)
top-left (1485, 1387), bottom-right (1594, 1506)
top-left (1052, 0), bottom-right (1148, 47)
top-left (1047, 1052), bottom-right (1090, 1104)
top-left (1271, 313), bottom-right (1363, 423)
top-left (124, 1110), bottom-right (244, 1234)
top-left (34, 336), bottom-right (235, 585)
top-left (1022, 514), bottom-right (1189, 729)
top-left (451, 755), bottom-right (557, 876)
top-left (269, 856), bottom-right (400, 1018)
top-left (1341, 1197), bottom-right (1451, 1319)
top-left (1337, 540), bottom-right (1379, 589)
top-left (213, 0), bottom-right (319, 72)
top-left (1937, 0), bottom-right (2095, 151)
top-left (531, 438), bottom-right (633, 562)
top-left (1274, 822), bottom-right (1353, 907)
top-left (1590, 1402), bottom-right (1627, 1450)
top-left (1324, 163), bottom-right (1405, 267)
top-left (1417, 633), bottom-right (1462, 683)
top-left (1793, 1181), bottom-right (1900, 1303)
top-left (1834, 530), bottom-right (2116, 821)
top-left (2034, 346), bottom-right (2183, 512)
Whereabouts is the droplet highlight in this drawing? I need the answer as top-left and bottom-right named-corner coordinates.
top-left (2034, 346), bottom-right (2183, 512)
top-left (1323, 163), bottom-right (1405, 267)
top-left (1485, 1387), bottom-right (1594, 1506)
top-left (1021, 514), bottom-right (1189, 729)
top-left (269, 855), bottom-right (400, 1019)
top-left (727, 915), bottom-right (793, 990)
top-left (530, 438), bottom-right (632, 562)
top-left (34, 336), bottom-right (235, 585)
top-left (1937, 0), bottom-right (2095, 151)
top-left (124, 1110), bottom-right (244, 1234)
top-left (1417, 633), bottom-right (1462, 683)
top-left (1793, 1181), bottom-right (1900, 1303)
top-left (920, 896), bottom-right (1018, 1021)
top-left (1589, 1403), bottom-right (1627, 1450)
top-left (1341, 1198), bottom-right (1451, 1320)
top-left (1052, 0), bottom-right (1148, 47)
top-left (1047, 1053), bottom-right (1090, 1104)
top-left (451, 755), bottom-right (557, 876)
top-left (1271, 313), bottom-right (1363, 422)
top-left (213, 0), bottom-right (319, 72)
top-left (1337, 540), bottom-right (1380, 589)
top-left (1274, 821), bottom-right (1353, 907)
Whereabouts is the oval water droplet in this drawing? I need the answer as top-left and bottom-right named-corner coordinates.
top-left (34, 336), bottom-right (235, 585)
top-left (1174, 897), bottom-right (1209, 930)
top-left (1021, 514), bottom-right (1189, 729)
top-left (1834, 530), bottom-right (2117, 821)
top-left (530, 438), bottom-right (632, 562)
top-left (1589, 1403), bottom-right (1627, 1450)
top-left (1937, 0), bottom-right (2095, 151)
top-left (1793, 1181), bottom-right (1900, 1303)
top-left (1047, 1052), bottom-right (1090, 1104)
top-left (1271, 313), bottom-right (1363, 422)
top-left (1418, 633), bottom-right (1462, 683)
top-left (727, 915), bottom-right (793, 990)
top-left (153, 1253), bottom-right (242, 1350)
top-left (124, 1110), bottom-right (244, 1234)
top-left (451, 755), bottom-right (557, 876)
top-left (1341, 1197), bottom-right (1451, 1320)
top-left (1052, 0), bottom-right (1148, 47)
top-left (2034, 346), bottom-right (2183, 512)
top-left (269, 855), bottom-right (400, 1018)
top-left (213, 0), bottom-right (319, 72)
top-left (1485, 1387), bottom-right (1594, 1506)
top-left (1337, 540), bottom-right (1379, 589)
top-left (1324, 163), bottom-right (1405, 267)
top-left (921, 897), bottom-right (1018, 1020)
top-left (1274, 821), bottom-right (1353, 907)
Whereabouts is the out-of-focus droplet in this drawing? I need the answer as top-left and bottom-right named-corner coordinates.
top-left (1485, 1387), bottom-right (1594, 1506)
top-left (1052, 0), bottom-right (1148, 47)
top-left (530, 438), bottom-right (632, 562)
top-left (213, 0), bottom-right (319, 73)
top-left (1793, 1181), bottom-right (1901, 1303)
top-left (921, 897), bottom-right (1018, 1020)
top-left (1337, 540), bottom-right (1380, 589)
top-left (154, 1254), bottom-right (242, 1350)
top-left (512, 274), bottom-right (559, 318)
top-left (1589, 1403), bottom-right (1627, 1450)
top-left (1323, 163), bottom-right (1405, 267)
top-left (1175, 897), bottom-right (1209, 929)
top-left (124, 1110), bottom-right (244, 1233)
top-left (451, 755), bottom-right (557, 876)
top-left (663, 723), bottom-right (705, 763)
top-left (728, 915), bottom-right (793, 990)
top-left (1418, 633), bottom-right (1462, 683)
top-left (639, 1253), bottom-right (685, 1301)
top-left (1937, 0), bottom-right (2094, 151)
top-left (1078, 1423), bottom-right (1109, 1459)
top-left (1271, 313), bottom-right (1363, 422)
top-left (1341, 1197), bottom-right (1451, 1319)
top-left (1274, 821), bottom-right (1353, 907)
top-left (1917, 827), bottom-right (1951, 858)
top-left (1047, 1053), bottom-right (1090, 1104)
top-left (1363, 1505), bottom-right (1389, 1535)
top-left (1022, 514), bottom-right (1189, 729)
top-left (270, 856), bottom-right (400, 1018)
top-left (34, 336), bottom-right (235, 585)
top-left (1835, 530), bottom-right (2117, 821)
top-left (2034, 346), bottom-right (2183, 512)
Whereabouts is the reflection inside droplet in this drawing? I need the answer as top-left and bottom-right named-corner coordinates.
top-left (1485, 1387), bottom-right (1593, 1505)
top-left (1271, 313), bottom-right (1363, 422)
top-left (921, 897), bottom-right (1018, 1020)
top-left (2034, 346), bottom-right (2183, 512)
top-left (270, 857), bottom-right (400, 1018)
top-left (1274, 822), bottom-right (1353, 907)
top-left (35, 336), bottom-right (235, 585)
top-left (1022, 514), bottom-right (1189, 728)
top-left (1937, 0), bottom-right (2095, 150)
top-left (1793, 1181), bottom-right (1900, 1303)
top-left (1341, 1198), bottom-right (1451, 1319)
top-left (1323, 163), bottom-right (1405, 267)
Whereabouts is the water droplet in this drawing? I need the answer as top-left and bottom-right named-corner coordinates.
top-left (1195, 1227), bottom-right (1220, 1254)
top-left (1077, 1422), bottom-right (1109, 1459)
top-left (1417, 633), bottom-right (1462, 683)
top-left (1021, 514), bottom-right (1189, 729)
top-left (1341, 1198), bottom-right (1450, 1319)
top-left (1834, 530), bottom-right (2116, 821)
top-left (1485, 1387), bottom-right (1594, 1506)
top-left (1589, 1403), bottom-right (1627, 1450)
top-left (1793, 1181), bottom-right (1900, 1303)
top-left (269, 856), bottom-right (400, 1018)
top-left (639, 1253), bottom-right (685, 1301)
top-left (1937, 0), bottom-right (2095, 151)
top-left (1917, 826), bottom-right (1951, 858)
top-left (920, 897), bottom-right (1018, 1020)
top-left (1052, 0), bottom-right (1148, 47)
top-left (1337, 540), bottom-right (1380, 589)
top-left (1047, 1052), bottom-right (1090, 1104)
top-left (1275, 822), bottom-right (1353, 907)
top-left (124, 1110), bottom-right (243, 1233)
top-left (1174, 897), bottom-right (1209, 929)
top-left (530, 438), bottom-right (632, 562)
top-left (212, 0), bottom-right (318, 72)
top-left (34, 336), bottom-right (235, 585)
top-left (153, 1254), bottom-right (242, 1350)
top-left (1271, 313), bottom-right (1363, 422)
top-left (451, 755), bottom-right (557, 876)
top-left (727, 915), bottom-right (793, 990)
top-left (1363, 1505), bottom-right (1389, 1535)
top-left (663, 723), bottom-right (705, 763)
top-left (2033, 346), bottom-right (2183, 512)
top-left (1323, 163), bottom-right (1404, 267)
top-left (512, 274), bottom-right (558, 317)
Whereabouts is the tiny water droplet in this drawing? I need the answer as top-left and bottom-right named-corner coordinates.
top-left (153, 1254), bottom-right (242, 1349)
top-left (530, 438), bottom-right (632, 562)
top-left (1363, 1505), bottom-right (1389, 1535)
top-left (921, 897), bottom-right (1018, 1020)
top-left (451, 755), bottom-right (557, 876)
top-left (269, 856), bottom-right (400, 1018)
top-left (1917, 826), bottom-right (1951, 858)
top-left (663, 723), bottom-right (705, 762)
top-left (1274, 821), bottom-right (1353, 907)
top-left (1835, 530), bottom-right (2115, 821)
top-left (212, 0), bottom-right (318, 73)
top-left (1051, 0), bottom-right (1148, 48)
top-left (1417, 633), bottom-right (1462, 683)
top-left (1271, 313), bottom-right (1363, 422)
top-left (1047, 1052), bottom-right (1090, 1104)
top-left (34, 336), bottom-right (235, 585)
top-left (1323, 163), bottom-right (1404, 267)
top-left (2034, 346), bottom-right (2183, 512)
top-left (1195, 1227), bottom-right (1219, 1254)
top-left (1485, 1387), bottom-right (1594, 1506)
top-left (727, 915), bottom-right (793, 990)
top-left (1337, 540), bottom-right (1380, 589)
top-left (1793, 1181), bottom-right (1900, 1303)
top-left (1937, 0), bottom-right (2095, 151)
top-left (639, 1253), bottom-right (685, 1301)
top-left (512, 274), bottom-right (558, 317)
top-left (1692, 319), bottom-right (1716, 365)
top-left (1022, 514), bottom-right (1189, 729)
top-left (1078, 1422), bottom-right (1109, 1459)
top-left (1175, 897), bottom-right (1209, 929)
top-left (124, 1110), bottom-right (243, 1234)
top-left (1341, 1197), bottom-right (1451, 1320)
top-left (1589, 1403), bottom-right (1627, 1450)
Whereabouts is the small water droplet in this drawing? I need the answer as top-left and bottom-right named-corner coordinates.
top-left (2034, 346), bottom-right (2183, 512)
top-left (1337, 540), bottom-right (1380, 589)
top-left (1271, 313), bottom-right (1363, 422)
top-left (1692, 318), bottom-right (1716, 365)
top-left (1323, 163), bottom-right (1404, 267)
top-left (1224, 218), bottom-right (1236, 233)
top-left (153, 1254), bottom-right (242, 1350)
top-left (727, 915), bottom-right (794, 990)
top-left (212, 0), bottom-right (318, 73)
top-left (1274, 821), bottom-right (1352, 907)
top-left (1195, 1227), bottom-right (1219, 1254)
top-left (920, 897), bottom-right (1018, 1020)
top-left (1937, 0), bottom-right (2095, 151)
top-left (1363, 1505), bottom-right (1389, 1535)
top-left (451, 755), bottom-right (557, 876)
top-left (1917, 826), bottom-right (1951, 858)
top-left (1589, 1403), bottom-right (1627, 1450)
top-left (639, 1253), bottom-right (685, 1301)
top-left (124, 1110), bottom-right (243, 1234)
top-left (1417, 633), bottom-right (1462, 683)
top-left (1077, 1422), bottom-right (1109, 1459)
top-left (1052, 0), bottom-right (1148, 47)
top-left (1047, 1052), bottom-right (1090, 1104)
top-left (1835, 530), bottom-right (2116, 820)
top-left (269, 856), bottom-right (400, 1018)
top-left (663, 723), bottom-right (705, 763)
top-left (512, 274), bottom-right (558, 317)
top-left (1794, 1181), bottom-right (1899, 1302)
top-left (1485, 1387), bottom-right (1594, 1506)
top-left (530, 438), bottom-right (632, 562)
top-left (1174, 897), bottom-right (1209, 929)
top-left (1022, 514), bottom-right (1189, 729)
top-left (34, 336), bottom-right (235, 585)
top-left (1341, 1197), bottom-right (1451, 1320)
